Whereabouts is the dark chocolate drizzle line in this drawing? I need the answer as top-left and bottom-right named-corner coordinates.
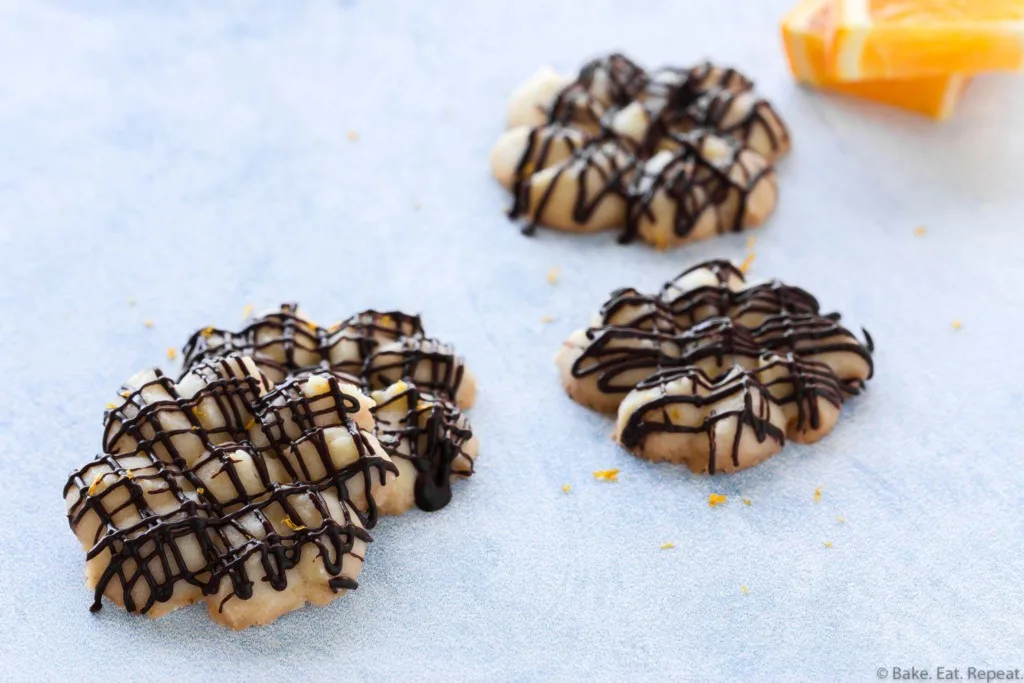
top-left (506, 53), bottom-right (790, 241)
top-left (618, 352), bottom-right (844, 474)
top-left (64, 356), bottom-right (392, 615)
top-left (181, 304), bottom-right (475, 513)
top-left (372, 383), bottom-right (475, 512)
top-left (621, 132), bottom-right (773, 244)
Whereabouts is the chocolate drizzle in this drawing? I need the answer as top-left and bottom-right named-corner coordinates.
top-left (501, 53), bottom-right (791, 244)
top-left (563, 260), bottom-right (875, 472)
top-left (181, 304), bottom-right (476, 513)
top-left (64, 356), bottom-right (393, 617)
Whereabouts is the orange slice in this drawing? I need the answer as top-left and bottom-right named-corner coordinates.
top-left (831, 0), bottom-right (1024, 79)
top-left (783, 0), bottom-right (970, 119)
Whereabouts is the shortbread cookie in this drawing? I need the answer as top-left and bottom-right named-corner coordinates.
top-left (558, 259), bottom-right (874, 473)
top-left (182, 304), bottom-right (479, 514)
top-left (492, 53), bottom-right (790, 246)
top-left (64, 356), bottom-right (397, 628)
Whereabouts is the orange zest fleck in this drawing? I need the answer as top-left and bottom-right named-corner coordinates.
top-left (741, 585), bottom-right (750, 595)
top-left (347, 130), bottom-right (359, 142)
top-left (952, 320), bottom-right (963, 330)
top-left (105, 402), bottom-right (116, 410)
top-left (124, 469), bottom-right (135, 480)
top-left (546, 267), bottom-right (560, 285)
top-left (561, 484), bottom-right (572, 494)
top-left (914, 226), bottom-right (927, 236)
top-left (813, 485), bottom-right (823, 503)
top-left (201, 326), bottom-right (214, 338)
top-left (592, 468), bottom-right (620, 482)
top-left (244, 418), bottom-right (256, 431)
top-left (708, 493), bottom-right (727, 508)
top-left (823, 541), bottom-right (834, 549)
top-left (742, 497), bottom-right (752, 506)
top-left (87, 474), bottom-right (104, 496)
top-left (540, 315), bottom-right (556, 324)
top-left (241, 304), bottom-right (254, 319)
top-left (144, 320), bottom-right (155, 329)
top-left (660, 542), bottom-right (675, 550)
top-left (166, 347), bottom-right (177, 360)
top-left (738, 253), bottom-right (756, 274)
top-left (196, 487), bottom-right (205, 495)
top-left (282, 516), bottom-right (307, 532)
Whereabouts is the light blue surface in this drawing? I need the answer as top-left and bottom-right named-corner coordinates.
top-left (1, 1), bottom-right (1023, 681)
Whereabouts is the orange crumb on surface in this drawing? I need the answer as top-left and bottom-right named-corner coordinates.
top-left (166, 348), bottom-right (177, 360)
top-left (708, 493), bottom-right (727, 508)
top-left (592, 468), bottom-right (620, 482)
top-left (124, 469), bottom-right (135, 480)
top-left (738, 253), bottom-right (756, 274)
top-left (823, 541), bottom-right (834, 549)
top-left (105, 402), bottom-right (116, 410)
top-left (546, 267), bottom-right (560, 285)
top-left (346, 130), bottom-right (359, 141)
top-left (952, 320), bottom-right (963, 330)
top-left (914, 226), bottom-right (927, 236)
top-left (196, 487), bottom-right (205, 495)
top-left (282, 516), bottom-right (307, 532)
top-left (561, 484), bottom-right (571, 494)
top-left (201, 326), bottom-right (214, 338)
top-left (120, 391), bottom-right (130, 398)
top-left (742, 498), bottom-right (752, 506)
top-left (144, 320), bottom-right (155, 328)
top-left (741, 585), bottom-right (750, 595)
top-left (813, 485), bottom-right (823, 503)
top-left (660, 542), bottom-right (675, 550)
top-left (305, 320), bottom-right (319, 332)
top-left (245, 418), bottom-right (256, 431)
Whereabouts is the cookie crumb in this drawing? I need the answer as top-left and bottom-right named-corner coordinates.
top-left (241, 304), bottom-right (254, 319)
top-left (660, 542), bottom-right (675, 550)
top-left (813, 485), bottom-right (822, 503)
top-left (561, 484), bottom-right (571, 494)
top-left (823, 541), bottom-right (834, 549)
top-left (346, 130), bottom-right (359, 142)
top-left (738, 253), bottom-right (756, 274)
top-left (592, 468), bottom-right (619, 482)
top-left (741, 585), bottom-right (750, 595)
top-left (540, 315), bottom-right (556, 324)
top-left (546, 267), bottom-right (560, 285)
top-left (708, 493), bottom-right (727, 508)
top-left (836, 515), bottom-right (846, 523)
top-left (742, 497), bottom-right (752, 506)
top-left (166, 348), bottom-right (177, 361)
top-left (914, 226), bottom-right (926, 236)
top-left (282, 516), bottom-right (307, 532)
top-left (144, 320), bottom-right (155, 329)
top-left (952, 320), bottom-right (963, 331)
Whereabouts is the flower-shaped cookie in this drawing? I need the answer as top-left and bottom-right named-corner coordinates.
top-left (64, 356), bottom-right (396, 628)
top-left (182, 304), bottom-right (478, 513)
top-left (557, 260), bottom-right (874, 473)
top-left (491, 53), bottom-right (790, 248)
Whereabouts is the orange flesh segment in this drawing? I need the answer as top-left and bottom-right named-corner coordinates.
top-left (782, 0), bottom-right (970, 119)
top-left (832, 0), bottom-right (1024, 79)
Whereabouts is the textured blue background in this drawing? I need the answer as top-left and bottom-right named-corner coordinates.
top-left (1, 1), bottom-right (1023, 681)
